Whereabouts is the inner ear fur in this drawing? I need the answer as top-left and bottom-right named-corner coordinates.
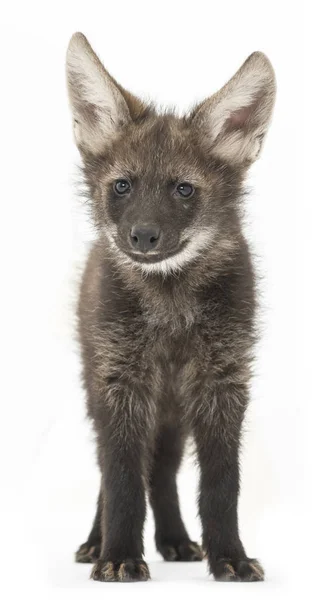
top-left (66, 32), bottom-right (151, 155)
top-left (190, 52), bottom-right (276, 166)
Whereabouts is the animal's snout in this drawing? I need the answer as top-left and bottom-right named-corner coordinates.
top-left (130, 224), bottom-right (161, 253)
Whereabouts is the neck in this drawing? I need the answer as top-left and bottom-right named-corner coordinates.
top-left (101, 233), bottom-right (242, 326)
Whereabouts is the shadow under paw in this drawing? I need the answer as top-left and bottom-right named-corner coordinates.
top-left (91, 558), bottom-right (150, 582)
top-left (75, 541), bottom-right (101, 563)
top-left (158, 539), bottom-right (204, 562)
top-left (212, 557), bottom-right (264, 582)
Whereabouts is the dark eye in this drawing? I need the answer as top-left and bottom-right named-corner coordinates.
top-left (175, 182), bottom-right (195, 198)
top-left (114, 179), bottom-right (131, 195)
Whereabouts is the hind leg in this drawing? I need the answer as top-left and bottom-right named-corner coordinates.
top-left (149, 425), bottom-right (203, 562)
top-left (75, 487), bottom-right (102, 563)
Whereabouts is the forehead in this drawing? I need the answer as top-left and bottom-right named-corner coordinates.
top-left (105, 115), bottom-right (207, 183)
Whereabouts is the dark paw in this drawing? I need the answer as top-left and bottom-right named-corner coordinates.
top-left (75, 541), bottom-right (101, 563)
top-left (158, 539), bottom-right (204, 562)
top-left (91, 558), bottom-right (150, 582)
top-left (212, 557), bottom-right (264, 582)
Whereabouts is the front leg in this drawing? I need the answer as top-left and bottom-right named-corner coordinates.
top-left (91, 381), bottom-right (155, 583)
top-left (193, 382), bottom-right (264, 582)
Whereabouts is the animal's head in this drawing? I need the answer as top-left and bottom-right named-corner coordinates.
top-left (66, 33), bottom-right (275, 275)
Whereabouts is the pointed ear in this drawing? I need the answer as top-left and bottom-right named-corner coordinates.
top-left (66, 33), bottom-right (132, 155)
top-left (191, 52), bottom-right (276, 166)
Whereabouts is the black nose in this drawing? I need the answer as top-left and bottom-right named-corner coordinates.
top-left (130, 224), bottom-right (161, 253)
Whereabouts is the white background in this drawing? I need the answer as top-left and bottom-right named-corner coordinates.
top-left (0, 1), bottom-right (321, 598)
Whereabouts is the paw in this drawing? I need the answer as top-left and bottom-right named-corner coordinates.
top-left (91, 558), bottom-right (150, 582)
top-left (158, 539), bottom-right (204, 562)
top-left (75, 541), bottom-right (101, 563)
top-left (212, 557), bottom-right (264, 582)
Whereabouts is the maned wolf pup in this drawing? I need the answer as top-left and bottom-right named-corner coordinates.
top-left (66, 33), bottom-right (275, 582)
